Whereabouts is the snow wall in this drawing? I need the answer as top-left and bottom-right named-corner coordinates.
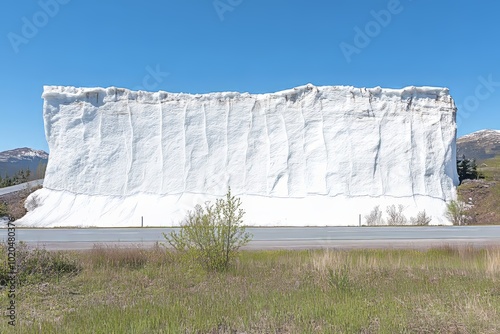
top-left (20, 84), bottom-right (458, 227)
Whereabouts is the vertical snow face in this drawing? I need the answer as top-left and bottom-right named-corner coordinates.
top-left (22, 84), bottom-right (458, 227)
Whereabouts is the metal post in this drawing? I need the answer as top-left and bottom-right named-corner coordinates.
top-left (359, 214), bottom-right (361, 226)
top-left (141, 216), bottom-right (144, 228)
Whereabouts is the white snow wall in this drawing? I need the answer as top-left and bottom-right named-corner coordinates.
top-left (21, 84), bottom-right (458, 227)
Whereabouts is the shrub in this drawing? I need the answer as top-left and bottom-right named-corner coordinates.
top-left (365, 206), bottom-right (384, 226)
top-left (164, 188), bottom-right (252, 272)
top-left (445, 200), bottom-right (469, 226)
top-left (366, 206), bottom-right (432, 226)
top-left (409, 210), bottom-right (432, 226)
top-left (386, 204), bottom-right (407, 226)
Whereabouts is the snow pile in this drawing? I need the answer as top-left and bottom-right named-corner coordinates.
top-left (19, 84), bottom-right (458, 227)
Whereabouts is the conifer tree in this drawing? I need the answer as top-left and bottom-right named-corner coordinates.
top-left (457, 155), bottom-right (478, 183)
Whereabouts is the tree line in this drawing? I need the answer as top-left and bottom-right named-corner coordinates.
top-left (0, 162), bottom-right (47, 188)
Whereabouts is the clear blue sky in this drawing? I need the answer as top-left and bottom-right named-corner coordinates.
top-left (1, 0), bottom-right (499, 152)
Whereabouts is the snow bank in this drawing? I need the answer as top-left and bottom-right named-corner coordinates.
top-left (20, 84), bottom-right (458, 227)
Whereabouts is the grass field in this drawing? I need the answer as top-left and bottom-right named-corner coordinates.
top-left (1, 245), bottom-right (500, 333)
top-left (478, 156), bottom-right (500, 181)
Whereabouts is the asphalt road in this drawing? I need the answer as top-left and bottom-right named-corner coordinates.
top-left (3, 226), bottom-right (500, 250)
top-left (0, 179), bottom-right (44, 196)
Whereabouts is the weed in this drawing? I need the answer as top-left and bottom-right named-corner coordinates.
top-left (0, 242), bottom-right (81, 285)
top-left (327, 266), bottom-right (351, 291)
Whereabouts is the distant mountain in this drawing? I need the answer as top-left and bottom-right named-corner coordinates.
top-left (0, 148), bottom-right (49, 179)
top-left (457, 129), bottom-right (500, 161)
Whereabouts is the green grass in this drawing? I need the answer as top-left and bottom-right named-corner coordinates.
top-left (478, 155), bottom-right (500, 181)
top-left (1, 246), bottom-right (500, 333)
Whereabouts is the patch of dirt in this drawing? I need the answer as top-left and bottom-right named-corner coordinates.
top-left (0, 185), bottom-right (41, 221)
top-left (458, 179), bottom-right (500, 225)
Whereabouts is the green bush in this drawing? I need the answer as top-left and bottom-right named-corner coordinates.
top-left (164, 188), bottom-right (252, 272)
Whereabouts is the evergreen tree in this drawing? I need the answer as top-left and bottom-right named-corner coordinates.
top-left (457, 155), bottom-right (479, 183)
top-left (457, 155), bottom-right (468, 183)
top-left (468, 159), bottom-right (478, 180)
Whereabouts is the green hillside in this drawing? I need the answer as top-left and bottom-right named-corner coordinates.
top-left (458, 155), bottom-right (500, 224)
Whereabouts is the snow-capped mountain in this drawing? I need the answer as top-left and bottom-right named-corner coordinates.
top-left (457, 130), bottom-right (500, 161)
top-left (0, 147), bottom-right (49, 179)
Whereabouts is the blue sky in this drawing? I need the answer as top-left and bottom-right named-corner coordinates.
top-left (1, 0), bottom-right (499, 152)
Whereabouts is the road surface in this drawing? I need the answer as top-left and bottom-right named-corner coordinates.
top-left (2, 226), bottom-right (500, 250)
top-left (0, 179), bottom-right (43, 196)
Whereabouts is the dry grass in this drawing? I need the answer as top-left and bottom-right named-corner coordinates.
top-left (1, 246), bottom-right (499, 333)
top-left (486, 247), bottom-right (500, 276)
top-left (86, 244), bottom-right (164, 269)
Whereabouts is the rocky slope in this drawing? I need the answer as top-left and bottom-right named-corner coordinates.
top-left (457, 129), bottom-right (500, 161)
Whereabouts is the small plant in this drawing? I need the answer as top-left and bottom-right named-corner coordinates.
top-left (365, 206), bottom-right (384, 226)
top-left (386, 204), bottom-right (407, 226)
top-left (410, 210), bottom-right (432, 226)
top-left (445, 200), bottom-right (469, 226)
top-left (327, 266), bottom-right (351, 291)
top-left (164, 188), bottom-right (252, 272)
